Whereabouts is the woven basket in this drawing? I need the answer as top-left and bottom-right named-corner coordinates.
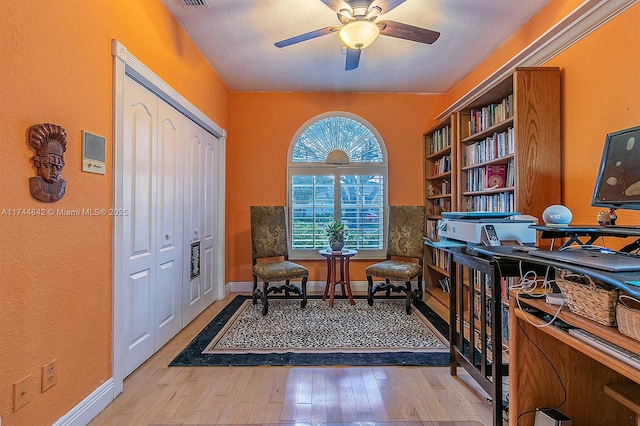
top-left (555, 268), bottom-right (618, 326)
top-left (617, 294), bottom-right (640, 341)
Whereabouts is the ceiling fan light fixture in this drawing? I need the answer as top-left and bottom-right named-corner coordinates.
top-left (339, 20), bottom-right (380, 49)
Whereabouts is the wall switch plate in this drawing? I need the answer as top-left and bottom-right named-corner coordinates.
top-left (13, 375), bottom-right (32, 411)
top-left (41, 360), bottom-right (57, 392)
top-left (82, 131), bottom-right (106, 174)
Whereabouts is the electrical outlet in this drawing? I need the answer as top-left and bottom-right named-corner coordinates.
top-left (13, 375), bottom-right (32, 411)
top-left (41, 360), bottom-right (57, 392)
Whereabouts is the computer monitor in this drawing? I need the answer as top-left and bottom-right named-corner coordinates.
top-left (592, 125), bottom-right (640, 211)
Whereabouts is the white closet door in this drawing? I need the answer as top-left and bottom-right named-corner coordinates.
top-left (114, 43), bottom-right (225, 390)
top-left (154, 99), bottom-right (184, 348)
top-left (122, 77), bottom-right (158, 376)
top-left (121, 77), bottom-right (188, 376)
top-left (201, 129), bottom-right (217, 307)
top-left (183, 120), bottom-right (218, 325)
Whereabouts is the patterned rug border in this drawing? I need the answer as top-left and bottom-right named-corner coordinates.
top-left (169, 295), bottom-right (451, 367)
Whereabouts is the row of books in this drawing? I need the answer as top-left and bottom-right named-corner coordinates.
top-left (474, 317), bottom-right (509, 359)
top-left (473, 293), bottom-right (493, 324)
top-left (437, 276), bottom-right (450, 293)
top-left (462, 128), bottom-right (515, 166)
top-left (428, 125), bottom-right (452, 155)
top-left (431, 248), bottom-right (450, 271)
top-left (471, 277), bottom-right (512, 344)
top-left (464, 192), bottom-right (515, 212)
top-left (432, 154), bottom-right (452, 176)
top-left (464, 161), bottom-right (515, 192)
top-left (500, 277), bottom-right (520, 302)
top-left (468, 94), bottom-right (514, 135)
top-left (471, 301), bottom-right (511, 338)
top-left (472, 273), bottom-right (518, 302)
top-left (502, 304), bottom-right (510, 343)
top-left (426, 219), bottom-right (439, 239)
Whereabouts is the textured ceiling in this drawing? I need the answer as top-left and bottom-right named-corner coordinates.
top-left (161, 0), bottom-right (553, 93)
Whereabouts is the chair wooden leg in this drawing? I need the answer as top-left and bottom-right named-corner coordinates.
top-left (252, 275), bottom-right (258, 305)
top-left (261, 281), bottom-right (269, 315)
top-left (413, 274), bottom-right (424, 302)
top-left (405, 281), bottom-right (412, 314)
top-left (300, 276), bottom-right (308, 309)
top-left (366, 275), bottom-right (374, 306)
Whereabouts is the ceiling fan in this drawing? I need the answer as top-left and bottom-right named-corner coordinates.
top-left (274, 0), bottom-right (440, 71)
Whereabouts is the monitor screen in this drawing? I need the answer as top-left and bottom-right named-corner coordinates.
top-left (592, 125), bottom-right (640, 211)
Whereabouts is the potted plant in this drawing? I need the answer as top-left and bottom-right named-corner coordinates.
top-left (326, 219), bottom-right (345, 251)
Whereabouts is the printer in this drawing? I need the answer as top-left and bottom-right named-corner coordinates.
top-left (437, 211), bottom-right (537, 246)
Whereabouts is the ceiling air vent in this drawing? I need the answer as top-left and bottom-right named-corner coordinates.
top-left (182, 0), bottom-right (210, 7)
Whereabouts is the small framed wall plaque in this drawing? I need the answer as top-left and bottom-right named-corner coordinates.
top-left (190, 241), bottom-right (201, 279)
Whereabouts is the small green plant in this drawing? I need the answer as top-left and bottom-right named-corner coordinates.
top-left (326, 219), bottom-right (345, 242)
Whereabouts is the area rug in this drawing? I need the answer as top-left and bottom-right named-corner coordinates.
top-left (169, 295), bottom-right (450, 367)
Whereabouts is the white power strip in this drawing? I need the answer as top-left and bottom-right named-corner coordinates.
top-left (545, 292), bottom-right (567, 306)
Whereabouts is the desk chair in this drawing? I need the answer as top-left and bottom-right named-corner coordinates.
top-left (366, 205), bottom-right (425, 314)
top-left (250, 206), bottom-right (308, 315)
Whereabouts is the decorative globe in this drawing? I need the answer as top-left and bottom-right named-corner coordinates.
top-left (542, 204), bottom-right (572, 226)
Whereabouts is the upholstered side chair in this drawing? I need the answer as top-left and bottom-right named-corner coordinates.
top-left (250, 206), bottom-right (308, 315)
top-left (366, 205), bottom-right (426, 314)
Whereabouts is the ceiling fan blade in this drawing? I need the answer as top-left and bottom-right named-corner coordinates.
top-left (274, 26), bottom-right (339, 48)
top-left (371, 0), bottom-right (406, 14)
top-left (319, 0), bottom-right (350, 12)
top-left (345, 48), bottom-right (361, 71)
top-left (378, 20), bottom-right (440, 44)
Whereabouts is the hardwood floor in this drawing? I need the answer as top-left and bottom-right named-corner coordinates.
top-left (90, 293), bottom-right (493, 425)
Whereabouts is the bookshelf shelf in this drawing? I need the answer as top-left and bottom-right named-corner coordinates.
top-left (462, 187), bottom-right (514, 196)
top-left (426, 193), bottom-right (453, 200)
top-left (427, 170), bottom-right (453, 180)
top-left (461, 117), bottom-right (515, 143)
top-left (461, 154), bottom-right (515, 171)
top-left (426, 145), bottom-right (452, 159)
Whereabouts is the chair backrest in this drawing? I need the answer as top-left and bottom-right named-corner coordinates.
top-left (386, 205), bottom-right (426, 259)
top-left (250, 206), bottom-right (289, 261)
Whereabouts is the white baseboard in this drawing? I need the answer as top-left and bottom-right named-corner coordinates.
top-left (53, 379), bottom-right (115, 426)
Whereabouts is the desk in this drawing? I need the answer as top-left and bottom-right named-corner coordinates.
top-left (319, 249), bottom-right (357, 307)
top-left (472, 245), bottom-right (640, 297)
top-left (531, 224), bottom-right (640, 250)
top-left (447, 248), bottom-right (510, 426)
top-left (468, 245), bottom-right (640, 425)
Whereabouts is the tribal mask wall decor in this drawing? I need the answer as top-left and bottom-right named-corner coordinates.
top-left (29, 123), bottom-right (67, 202)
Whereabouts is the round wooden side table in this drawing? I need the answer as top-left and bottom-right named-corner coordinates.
top-left (319, 248), bottom-right (357, 307)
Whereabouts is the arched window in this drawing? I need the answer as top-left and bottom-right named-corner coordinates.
top-left (287, 113), bottom-right (388, 259)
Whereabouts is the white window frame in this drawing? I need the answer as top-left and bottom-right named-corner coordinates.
top-left (287, 111), bottom-right (388, 260)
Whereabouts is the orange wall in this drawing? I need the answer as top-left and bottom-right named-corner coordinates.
top-left (445, 0), bottom-right (586, 106)
top-left (0, 1), bottom-right (229, 424)
top-left (448, 0), bottom-right (640, 232)
top-left (546, 4), bottom-right (640, 227)
top-left (227, 92), bottom-right (448, 282)
top-left (1, 0), bottom-right (639, 424)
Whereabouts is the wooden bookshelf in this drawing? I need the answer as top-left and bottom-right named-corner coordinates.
top-left (457, 67), bottom-right (561, 220)
top-left (423, 115), bottom-right (457, 315)
top-left (423, 67), bottom-right (561, 320)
